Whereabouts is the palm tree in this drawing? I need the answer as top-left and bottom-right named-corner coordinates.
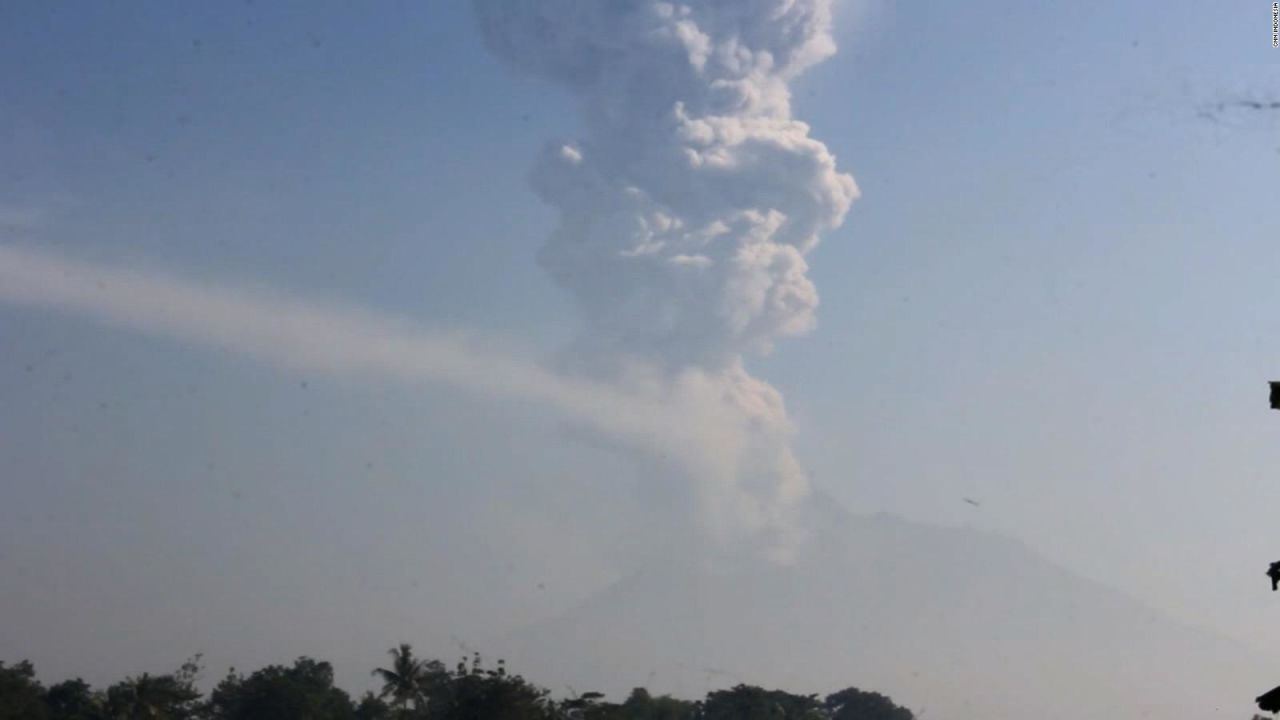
top-left (372, 643), bottom-right (431, 714)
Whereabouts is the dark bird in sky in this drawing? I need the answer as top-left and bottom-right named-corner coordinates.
top-left (1270, 382), bottom-right (1280, 410)
top-left (963, 498), bottom-right (981, 507)
top-left (1268, 561), bottom-right (1280, 591)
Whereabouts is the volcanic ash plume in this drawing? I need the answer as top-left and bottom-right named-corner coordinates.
top-left (474, 0), bottom-right (858, 558)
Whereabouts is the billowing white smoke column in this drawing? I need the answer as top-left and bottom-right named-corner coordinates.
top-left (474, 0), bottom-right (858, 559)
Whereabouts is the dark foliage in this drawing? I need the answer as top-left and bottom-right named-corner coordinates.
top-left (0, 661), bottom-right (48, 720)
top-left (206, 657), bottom-right (354, 720)
top-left (824, 688), bottom-right (915, 720)
top-left (45, 679), bottom-right (102, 720)
top-left (702, 684), bottom-right (824, 720)
top-left (0, 649), bottom-right (915, 720)
top-left (102, 655), bottom-right (202, 720)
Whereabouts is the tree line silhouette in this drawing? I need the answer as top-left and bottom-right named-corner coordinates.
top-left (0, 643), bottom-right (915, 720)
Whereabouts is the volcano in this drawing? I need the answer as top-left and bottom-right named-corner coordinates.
top-left (497, 493), bottom-right (1270, 720)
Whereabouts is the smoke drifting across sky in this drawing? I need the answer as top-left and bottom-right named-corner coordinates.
top-left (0, 243), bottom-right (754, 493)
top-left (474, 0), bottom-right (858, 557)
top-left (0, 0), bottom-right (858, 563)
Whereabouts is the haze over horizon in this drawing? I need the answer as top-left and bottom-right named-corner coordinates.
top-left (2, 1), bottom-right (1279, 717)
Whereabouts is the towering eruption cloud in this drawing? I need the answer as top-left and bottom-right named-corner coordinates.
top-left (474, 0), bottom-right (858, 559)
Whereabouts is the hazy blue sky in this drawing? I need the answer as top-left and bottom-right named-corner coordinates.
top-left (2, 0), bottom-right (1279, 703)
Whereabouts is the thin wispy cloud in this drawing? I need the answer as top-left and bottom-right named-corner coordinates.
top-left (0, 243), bottom-right (687, 424)
top-left (0, 243), bottom-right (775, 546)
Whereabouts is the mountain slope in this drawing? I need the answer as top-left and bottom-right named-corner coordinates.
top-left (497, 494), bottom-right (1273, 720)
